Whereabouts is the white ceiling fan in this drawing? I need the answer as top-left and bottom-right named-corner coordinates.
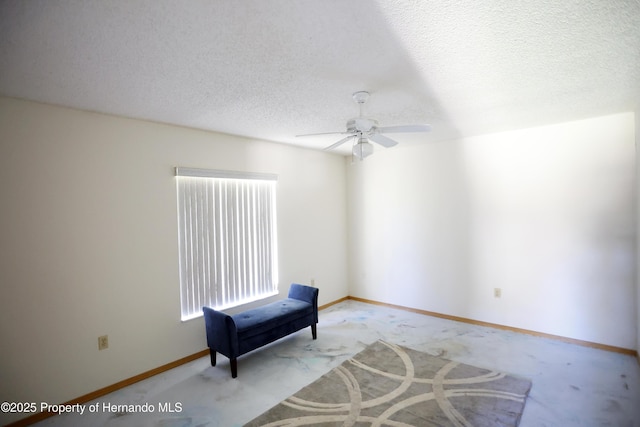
top-left (297, 91), bottom-right (431, 160)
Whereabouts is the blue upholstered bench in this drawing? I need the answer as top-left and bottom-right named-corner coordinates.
top-left (203, 283), bottom-right (319, 378)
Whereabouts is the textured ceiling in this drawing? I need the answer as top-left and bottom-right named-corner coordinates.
top-left (1, 0), bottom-right (639, 154)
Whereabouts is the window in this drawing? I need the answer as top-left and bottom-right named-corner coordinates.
top-left (175, 167), bottom-right (278, 321)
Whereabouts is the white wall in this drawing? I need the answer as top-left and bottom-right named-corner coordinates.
top-left (348, 112), bottom-right (637, 350)
top-left (0, 97), bottom-right (348, 424)
top-left (637, 111), bottom-right (640, 358)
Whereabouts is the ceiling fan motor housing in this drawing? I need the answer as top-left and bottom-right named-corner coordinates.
top-left (347, 117), bottom-right (378, 133)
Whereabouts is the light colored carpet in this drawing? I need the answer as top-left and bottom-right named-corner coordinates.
top-left (245, 340), bottom-right (531, 426)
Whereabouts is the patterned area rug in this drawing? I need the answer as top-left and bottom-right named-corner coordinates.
top-left (245, 340), bottom-right (531, 426)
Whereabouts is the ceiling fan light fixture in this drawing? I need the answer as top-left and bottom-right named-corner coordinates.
top-left (353, 138), bottom-right (374, 160)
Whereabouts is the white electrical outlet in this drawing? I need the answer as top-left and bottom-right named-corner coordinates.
top-left (98, 335), bottom-right (109, 350)
top-left (494, 288), bottom-right (502, 298)
top-left (310, 279), bottom-right (316, 287)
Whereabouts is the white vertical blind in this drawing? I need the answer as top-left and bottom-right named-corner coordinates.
top-left (176, 168), bottom-right (278, 321)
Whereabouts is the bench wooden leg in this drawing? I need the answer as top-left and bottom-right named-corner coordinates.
top-left (230, 358), bottom-right (238, 378)
top-left (311, 324), bottom-right (317, 340)
top-left (209, 349), bottom-right (217, 366)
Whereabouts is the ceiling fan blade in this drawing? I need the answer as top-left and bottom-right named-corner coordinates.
top-left (324, 135), bottom-right (356, 151)
top-left (296, 131), bottom-right (348, 137)
top-left (376, 124), bottom-right (431, 133)
top-left (369, 133), bottom-right (399, 148)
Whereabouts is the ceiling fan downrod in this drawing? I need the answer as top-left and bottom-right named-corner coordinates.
top-left (352, 91), bottom-right (369, 118)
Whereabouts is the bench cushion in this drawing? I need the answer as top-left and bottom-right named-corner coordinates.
top-left (232, 298), bottom-right (313, 339)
